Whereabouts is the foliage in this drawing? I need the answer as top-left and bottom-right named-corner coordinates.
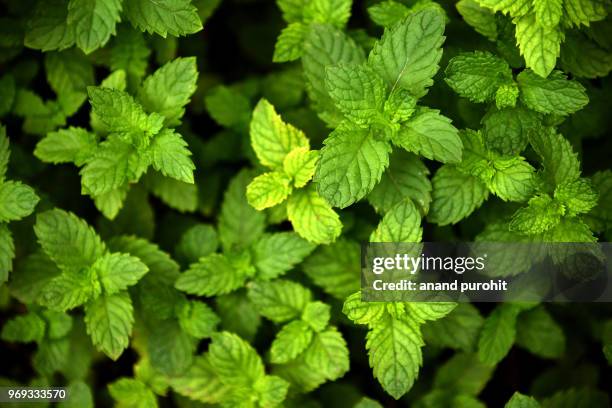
top-left (1, 0), bottom-right (611, 406)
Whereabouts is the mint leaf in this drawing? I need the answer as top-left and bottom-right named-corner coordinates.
top-left (393, 108), bottom-right (462, 163)
top-left (35, 127), bottom-right (97, 166)
top-left (429, 165), bottom-right (488, 225)
top-left (478, 304), bottom-right (520, 366)
top-left (250, 99), bottom-right (309, 170)
top-left (84, 291), bottom-right (134, 360)
top-left (273, 23), bottom-right (307, 63)
top-left (370, 200), bottom-right (422, 243)
top-left (368, 151), bottom-right (431, 214)
top-left (252, 232), bottom-right (315, 280)
top-left (303, 24), bottom-right (366, 125)
top-left (456, 0), bottom-right (497, 40)
top-left (175, 253), bottom-right (248, 296)
top-left (270, 320), bottom-right (313, 363)
top-left (34, 209), bottom-right (106, 271)
top-left (208, 331), bottom-right (265, 388)
top-left (368, 9), bottom-right (445, 98)
top-left (510, 195), bottom-right (565, 234)
top-left (517, 70), bottom-right (589, 115)
top-left (325, 63), bottom-right (386, 127)
top-left (137, 57), bottom-right (198, 126)
top-left (316, 126), bottom-right (391, 208)
top-left (366, 314), bottom-right (423, 399)
top-left (246, 172), bottom-right (292, 211)
top-left (287, 185), bottom-right (342, 244)
top-left (92, 252), bottom-right (149, 295)
top-left (488, 156), bottom-right (536, 202)
top-left (248, 280), bottom-right (311, 323)
top-left (445, 51), bottom-right (512, 103)
top-left (368, 1), bottom-right (410, 28)
top-left (515, 13), bottom-right (562, 78)
top-left (150, 129), bottom-right (195, 184)
top-left (0, 225), bottom-right (14, 283)
top-left (67, 0), bottom-right (122, 54)
top-left (124, 0), bottom-right (203, 37)
top-left (506, 392), bottom-right (541, 408)
top-left (529, 129), bottom-right (581, 186)
top-left (0, 181), bottom-right (39, 222)
top-left (283, 148), bottom-right (319, 188)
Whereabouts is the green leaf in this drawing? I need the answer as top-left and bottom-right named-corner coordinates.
top-left (252, 232), bottom-right (315, 280)
top-left (562, 0), bottom-right (607, 27)
top-left (510, 195), bottom-right (565, 234)
top-left (303, 24), bottom-right (366, 125)
top-left (38, 270), bottom-right (98, 311)
top-left (34, 209), bottom-right (107, 271)
top-left (554, 178), bottom-right (598, 216)
top-left (24, 0), bottom-right (75, 52)
top-left (0, 181), bottom-right (39, 222)
top-left (84, 291), bottom-right (134, 360)
top-left (495, 83), bottom-right (519, 109)
top-left (147, 172), bottom-right (198, 212)
top-left (247, 279), bottom-right (312, 323)
top-left (325, 63), bottom-right (386, 127)
top-left (516, 306), bottom-right (565, 359)
top-left (138, 57), bottom-right (198, 126)
top-left (303, 326), bottom-right (350, 380)
top-left (370, 200), bottom-right (422, 242)
top-left (529, 129), bottom-right (581, 186)
top-left (246, 171), bottom-right (293, 211)
top-left (124, 0), bottom-right (203, 37)
top-left (316, 126), bottom-right (391, 208)
top-left (208, 331), bottom-right (265, 388)
top-left (422, 303), bottom-right (484, 352)
top-left (586, 170), bottom-right (612, 232)
top-left (87, 86), bottom-right (155, 135)
top-left (218, 170), bottom-right (266, 251)
top-left (303, 239), bottom-right (360, 299)
top-left (303, 0), bottom-right (352, 28)
top-left (368, 151), bottom-right (431, 214)
top-left (505, 392), bottom-right (541, 408)
top-left (108, 378), bottom-right (157, 408)
top-left (368, 1), bottom-right (410, 28)
top-left (368, 9), bottom-right (445, 98)
top-left (110, 26), bottom-right (151, 87)
top-left (175, 253), bottom-right (248, 296)
top-left (445, 51), bottom-right (512, 103)
top-left (515, 13), bottom-right (562, 78)
top-left (456, 0), bottom-right (497, 40)
top-left (175, 224), bottom-right (219, 264)
top-left (434, 353), bottom-right (494, 396)
top-left (92, 252), bottom-right (149, 295)
top-left (481, 106), bottom-right (539, 155)
top-left (59, 381), bottom-right (94, 408)
top-left (283, 147), bottom-right (319, 188)
top-left (273, 22), bottom-right (307, 63)
top-left (250, 99), bottom-right (309, 170)
top-left (301, 301), bottom-right (331, 332)
top-left (204, 85), bottom-right (251, 129)
top-left (271, 320), bottom-right (314, 363)
top-left (478, 304), bottom-right (520, 366)
top-left (67, 0), bottom-right (122, 54)
top-left (177, 300), bottom-right (219, 339)
top-left (488, 156), bottom-right (536, 202)
top-left (254, 375), bottom-right (290, 408)
top-left (287, 184), bottom-right (342, 244)
top-left (533, 0), bottom-right (562, 28)
top-left (150, 129), bottom-right (195, 183)
top-left (0, 126), bottom-right (9, 180)
top-left (35, 127), bottom-right (97, 166)
top-left (148, 319), bottom-right (194, 375)
top-left (1, 313), bottom-right (46, 343)
top-left (367, 314), bottom-right (423, 399)
top-left (393, 108), bottom-right (462, 163)
top-left (517, 70), bottom-right (589, 115)
top-left (44, 49), bottom-right (94, 112)
top-left (429, 165), bottom-right (488, 225)
top-left (168, 355), bottom-right (230, 404)
top-left (343, 291), bottom-right (386, 325)
top-left (80, 138), bottom-right (134, 196)
top-left (0, 225), bottom-right (14, 283)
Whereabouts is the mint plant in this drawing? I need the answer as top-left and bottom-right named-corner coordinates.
top-left (1, 0), bottom-right (611, 406)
